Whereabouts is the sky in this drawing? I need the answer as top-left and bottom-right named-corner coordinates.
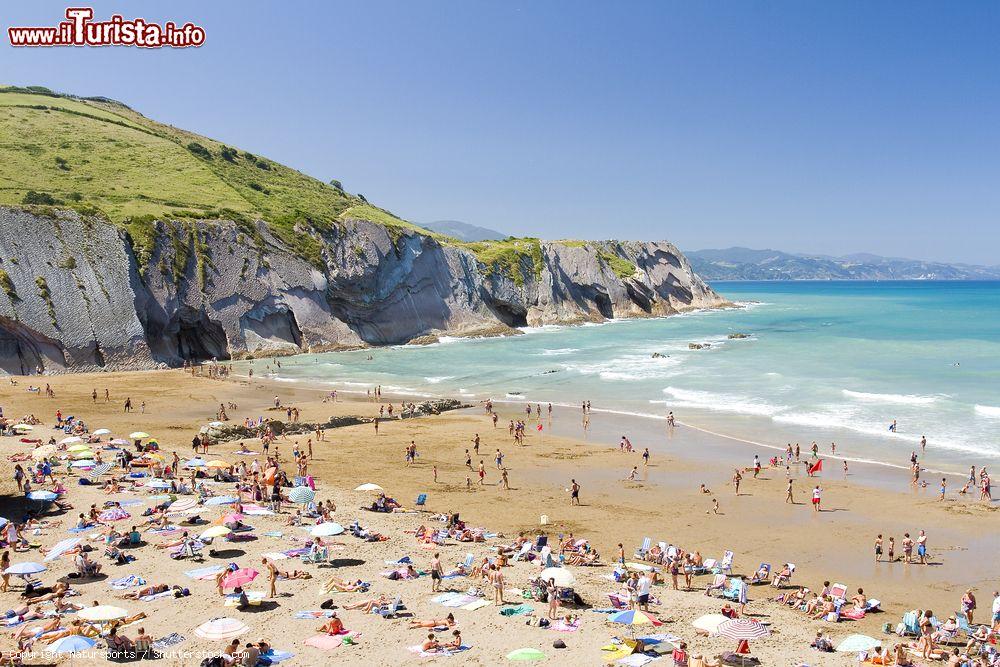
top-left (2, 1), bottom-right (999, 264)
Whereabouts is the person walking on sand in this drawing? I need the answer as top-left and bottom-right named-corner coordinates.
top-left (433, 466), bottom-right (438, 483)
top-left (732, 469), bottom-right (742, 495)
top-left (263, 558), bottom-right (279, 598)
top-left (916, 529), bottom-right (928, 564)
top-left (472, 434), bottom-right (480, 455)
top-left (753, 455), bottom-right (761, 478)
top-left (642, 448), bottom-right (650, 466)
top-left (500, 468), bottom-right (509, 490)
top-left (477, 461), bottom-right (486, 485)
top-left (626, 466), bottom-right (638, 481)
top-left (570, 479), bottom-right (580, 505)
top-left (812, 485), bottom-right (821, 512)
top-left (874, 534), bottom-right (884, 562)
top-left (785, 479), bottom-right (794, 504)
top-left (430, 553), bottom-right (443, 592)
top-left (489, 564), bottom-right (504, 604)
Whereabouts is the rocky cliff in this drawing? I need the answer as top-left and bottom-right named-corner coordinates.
top-left (0, 206), bottom-right (727, 374)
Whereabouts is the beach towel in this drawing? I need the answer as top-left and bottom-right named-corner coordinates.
top-left (295, 610), bottom-right (336, 619)
top-left (552, 619), bottom-right (581, 632)
top-left (461, 599), bottom-right (491, 611)
top-left (109, 574), bottom-right (146, 590)
top-left (261, 649), bottom-right (294, 663)
top-left (139, 590), bottom-right (175, 602)
top-left (408, 645), bottom-right (470, 658)
top-left (66, 526), bottom-right (97, 534)
top-left (264, 531), bottom-right (284, 538)
top-left (183, 565), bottom-right (224, 580)
top-left (498, 604), bottom-right (534, 617)
top-left (615, 655), bottom-right (656, 666)
top-left (151, 633), bottom-right (185, 650)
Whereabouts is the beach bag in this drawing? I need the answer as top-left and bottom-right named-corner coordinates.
top-left (553, 639), bottom-right (566, 649)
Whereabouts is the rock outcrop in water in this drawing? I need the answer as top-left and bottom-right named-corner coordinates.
top-left (0, 206), bottom-right (728, 374)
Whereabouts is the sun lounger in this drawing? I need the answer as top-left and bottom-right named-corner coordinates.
top-left (301, 546), bottom-right (329, 565)
top-left (374, 596), bottom-right (403, 618)
top-left (704, 573), bottom-right (727, 597)
top-left (772, 563), bottom-right (795, 587)
top-left (717, 550), bottom-right (734, 574)
top-left (512, 542), bottom-right (533, 561)
top-left (749, 563), bottom-right (771, 584)
top-left (720, 578), bottom-right (743, 601)
top-left (633, 537), bottom-right (652, 559)
top-left (829, 583), bottom-right (848, 600)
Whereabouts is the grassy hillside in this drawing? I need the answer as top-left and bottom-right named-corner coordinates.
top-left (0, 85), bottom-right (621, 285)
top-left (0, 85), bottom-right (436, 264)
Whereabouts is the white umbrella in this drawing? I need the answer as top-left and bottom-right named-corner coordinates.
top-left (539, 567), bottom-right (576, 587)
top-left (207, 421), bottom-right (225, 428)
top-left (4, 562), bottom-right (46, 575)
top-left (60, 436), bottom-right (83, 445)
top-left (194, 617), bottom-right (249, 640)
top-left (311, 522), bottom-right (345, 537)
top-left (44, 537), bottom-right (81, 562)
top-left (12, 424), bottom-right (33, 431)
top-left (836, 634), bottom-right (882, 652)
top-left (692, 613), bottom-right (729, 634)
top-left (31, 445), bottom-right (57, 461)
top-left (93, 429), bottom-right (112, 436)
top-left (79, 605), bottom-right (129, 622)
top-left (354, 483), bottom-right (383, 491)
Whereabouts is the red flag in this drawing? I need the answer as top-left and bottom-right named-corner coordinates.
top-left (808, 459), bottom-right (823, 475)
top-left (536, 424), bottom-right (543, 431)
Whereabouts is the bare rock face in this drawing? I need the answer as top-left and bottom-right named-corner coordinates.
top-left (0, 207), bottom-right (729, 373)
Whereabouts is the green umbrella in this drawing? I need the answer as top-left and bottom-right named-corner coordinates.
top-left (507, 648), bottom-right (546, 661)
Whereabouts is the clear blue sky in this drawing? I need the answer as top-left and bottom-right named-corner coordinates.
top-left (2, 1), bottom-right (998, 264)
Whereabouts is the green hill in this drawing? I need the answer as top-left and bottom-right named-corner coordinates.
top-left (0, 85), bottom-right (439, 266)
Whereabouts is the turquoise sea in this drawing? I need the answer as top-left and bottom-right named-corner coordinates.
top-left (254, 281), bottom-right (1000, 472)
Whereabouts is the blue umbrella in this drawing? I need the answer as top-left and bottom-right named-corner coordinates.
top-left (186, 458), bottom-right (207, 468)
top-left (71, 460), bottom-right (97, 468)
top-left (27, 490), bottom-right (57, 501)
top-left (288, 487), bottom-right (316, 504)
top-left (0, 517), bottom-right (8, 529)
top-left (49, 635), bottom-right (97, 653)
top-left (204, 496), bottom-right (238, 506)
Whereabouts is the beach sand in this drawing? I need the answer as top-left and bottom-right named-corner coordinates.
top-left (0, 369), bottom-right (995, 665)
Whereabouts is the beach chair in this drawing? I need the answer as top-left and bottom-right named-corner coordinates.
top-left (301, 546), bottom-right (329, 565)
top-left (749, 563), bottom-right (771, 584)
top-left (608, 594), bottom-right (629, 609)
top-left (512, 542), bottom-right (532, 562)
top-left (956, 611), bottom-right (981, 637)
top-left (900, 611), bottom-right (920, 636)
top-left (721, 578), bottom-right (742, 601)
top-left (375, 595), bottom-right (403, 618)
top-left (829, 583), bottom-right (848, 601)
top-left (458, 553), bottom-right (474, 569)
top-left (415, 493), bottom-right (427, 507)
top-left (633, 537), bottom-right (652, 559)
top-left (771, 563), bottom-right (795, 588)
top-left (534, 535), bottom-right (548, 552)
top-left (704, 573), bottom-right (727, 597)
top-left (717, 550), bottom-right (734, 575)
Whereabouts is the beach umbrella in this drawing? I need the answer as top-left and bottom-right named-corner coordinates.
top-left (60, 436), bottom-right (83, 445)
top-left (204, 495), bottom-right (238, 506)
top-left (205, 460), bottom-right (230, 468)
top-left (143, 452), bottom-right (166, 462)
top-left (129, 432), bottom-right (150, 440)
top-left (692, 614), bottom-right (729, 634)
top-left (26, 490), bottom-right (57, 502)
top-left (88, 463), bottom-right (113, 478)
top-left (608, 609), bottom-right (663, 628)
top-left (310, 522), bottom-right (344, 537)
top-left (506, 648), bottom-right (547, 661)
top-left (12, 424), bottom-right (33, 431)
top-left (70, 450), bottom-right (95, 460)
top-left (836, 634), bottom-right (881, 652)
top-left (147, 479), bottom-right (172, 489)
top-left (221, 568), bottom-right (259, 589)
top-left (354, 483), bottom-right (383, 491)
top-left (67, 443), bottom-right (90, 452)
top-left (539, 567), bottom-right (576, 587)
top-left (168, 497), bottom-right (199, 512)
top-left (79, 605), bottom-right (129, 623)
top-left (110, 439), bottom-right (130, 446)
top-left (93, 429), bottom-right (112, 436)
top-left (71, 460), bottom-right (97, 468)
top-left (288, 487), bottom-right (316, 504)
top-left (4, 562), bottom-right (46, 575)
top-left (0, 517), bottom-right (8, 529)
top-left (48, 635), bottom-right (97, 653)
top-left (98, 507), bottom-right (131, 522)
top-left (207, 421), bottom-right (225, 428)
top-left (186, 458), bottom-right (207, 468)
top-left (717, 618), bottom-right (770, 641)
top-left (200, 525), bottom-right (232, 540)
top-left (194, 617), bottom-right (249, 640)
top-left (217, 513), bottom-right (244, 525)
top-left (32, 445), bottom-right (57, 461)
top-left (305, 634), bottom-right (344, 650)
top-left (44, 537), bottom-right (81, 562)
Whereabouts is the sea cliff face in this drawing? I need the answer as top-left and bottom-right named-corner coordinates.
top-left (0, 207), bottom-right (727, 374)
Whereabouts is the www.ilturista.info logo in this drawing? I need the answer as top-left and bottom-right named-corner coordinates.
top-left (8, 7), bottom-right (205, 48)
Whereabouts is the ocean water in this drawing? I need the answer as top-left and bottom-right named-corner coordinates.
top-left (252, 281), bottom-right (1000, 472)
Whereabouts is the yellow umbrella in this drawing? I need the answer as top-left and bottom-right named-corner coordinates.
top-left (143, 452), bottom-right (166, 462)
top-left (32, 445), bottom-right (57, 461)
top-left (67, 444), bottom-right (90, 452)
top-left (200, 525), bottom-right (232, 539)
top-left (129, 432), bottom-right (150, 440)
top-left (78, 605), bottom-right (129, 622)
top-left (205, 460), bottom-right (230, 468)
top-left (70, 451), bottom-right (95, 460)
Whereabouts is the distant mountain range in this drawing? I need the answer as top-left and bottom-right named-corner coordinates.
top-left (422, 220), bottom-right (506, 242)
top-left (686, 247), bottom-right (1000, 281)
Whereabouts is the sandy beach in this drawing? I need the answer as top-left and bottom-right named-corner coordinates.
top-left (0, 368), bottom-right (996, 666)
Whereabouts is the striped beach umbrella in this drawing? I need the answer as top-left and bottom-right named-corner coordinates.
top-left (26, 490), bottom-right (57, 502)
top-left (4, 562), bottom-right (46, 576)
top-left (88, 463), bottom-right (113, 478)
top-left (204, 495), bottom-right (238, 506)
top-left (608, 609), bottom-right (662, 628)
top-left (717, 618), bottom-right (770, 640)
top-left (79, 605), bottom-right (129, 623)
top-left (167, 497), bottom-right (199, 513)
top-left (98, 507), bottom-right (131, 522)
top-left (288, 487), bottom-right (316, 504)
top-left (194, 617), bottom-right (249, 640)
top-left (44, 537), bottom-right (81, 562)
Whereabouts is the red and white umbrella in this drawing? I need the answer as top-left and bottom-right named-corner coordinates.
top-left (194, 617), bottom-right (249, 640)
top-left (717, 619), bottom-right (770, 640)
